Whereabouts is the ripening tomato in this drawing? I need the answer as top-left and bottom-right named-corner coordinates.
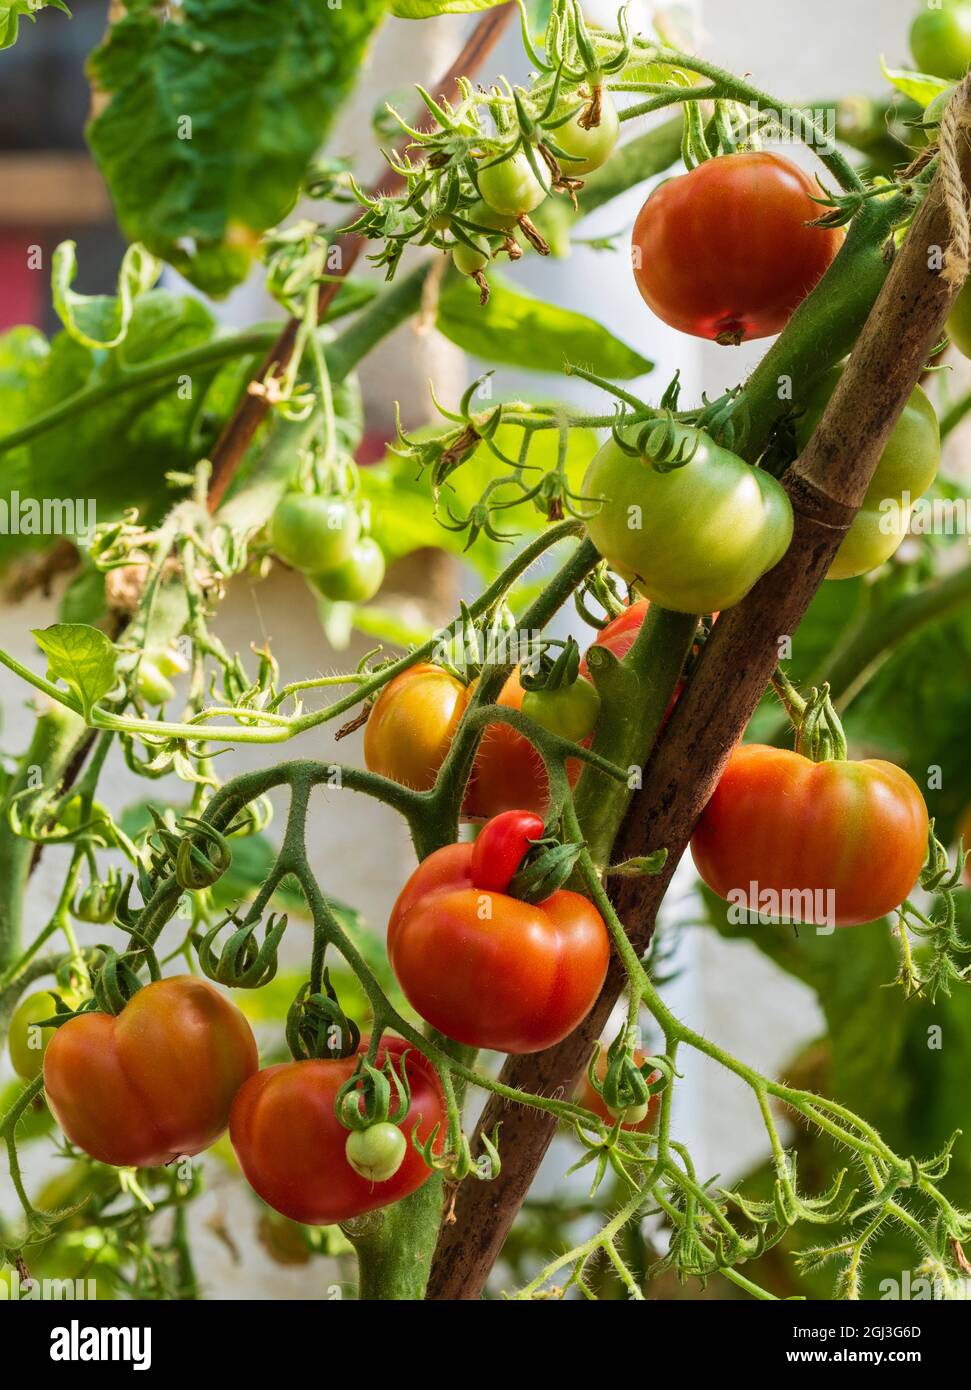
top-left (388, 817), bottom-right (610, 1052)
top-left (911, 2), bottom-right (971, 80)
top-left (363, 662), bottom-right (471, 793)
top-left (691, 745), bottom-right (929, 927)
top-left (579, 600), bottom-right (651, 674)
top-left (583, 429), bottom-right (793, 613)
top-left (43, 977), bottom-right (258, 1167)
top-left (795, 371), bottom-right (940, 580)
top-left (229, 1037), bottom-right (445, 1225)
top-left (631, 152), bottom-right (844, 343)
top-left (466, 669), bottom-right (569, 819)
top-left (575, 1048), bottom-right (661, 1132)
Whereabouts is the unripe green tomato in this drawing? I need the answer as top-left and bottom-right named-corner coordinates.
top-left (795, 370), bottom-right (940, 579)
top-left (152, 643), bottom-right (190, 679)
top-left (607, 1097), bottom-right (650, 1125)
top-left (451, 236), bottom-right (491, 278)
top-left (9, 991), bottom-right (71, 1081)
top-left (949, 275), bottom-right (971, 357)
top-left (73, 883), bottom-right (118, 925)
top-left (464, 199), bottom-right (518, 233)
top-left (583, 427), bottom-right (794, 613)
top-left (136, 656), bottom-right (176, 706)
top-left (310, 538), bottom-right (385, 603)
top-left (345, 1122), bottom-right (408, 1183)
top-left (57, 793), bottom-right (112, 836)
top-left (521, 678), bottom-right (601, 743)
top-left (549, 92), bottom-right (620, 175)
top-left (477, 150), bottom-right (549, 217)
top-left (911, 3), bottom-right (971, 80)
top-left (270, 493), bottom-right (361, 575)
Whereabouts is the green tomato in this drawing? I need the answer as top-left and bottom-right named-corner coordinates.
top-left (136, 656), bottom-right (176, 706)
top-left (345, 1122), bottom-right (407, 1183)
top-left (795, 369), bottom-right (940, 580)
top-left (57, 793), bottom-right (112, 836)
top-left (9, 991), bottom-right (70, 1081)
top-left (911, 2), bottom-right (971, 79)
top-left (152, 643), bottom-right (190, 678)
top-left (270, 493), bottom-right (361, 575)
top-left (607, 1097), bottom-right (650, 1125)
top-left (477, 150), bottom-right (549, 217)
top-left (548, 92), bottom-right (620, 175)
top-left (464, 199), bottom-right (518, 233)
top-left (948, 275), bottom-right (971, 357)
top-left (451, 236), bottom-right (491, 278)
top-left (582, 428), bottom-right (794, 613)
top-left (310, 537), bottom-right (385, 603)
top-left (522, 678), bottom-right (601, 743)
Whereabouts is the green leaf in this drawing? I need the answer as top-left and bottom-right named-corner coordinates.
top-left (0, 0), bottom-right (69, 51)
top-left (86, 0), bottom-right (386, 295)
top-left (52, 241), bottom-right (160, 350)
top-left (32, 622), bottom-right (117, 715)
top-left (879, 57), bottom-right (952, 108)
top-left (391, 0), bottom-right (504, 14)
top-left (437, 272), bottom-right (653, 379)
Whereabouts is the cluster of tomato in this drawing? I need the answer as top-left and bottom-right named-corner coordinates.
top-left (270, 490), bottom-right (385, 604)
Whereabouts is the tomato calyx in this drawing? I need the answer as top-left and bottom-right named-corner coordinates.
top-left (584, 1033), bottom-right (674, 1128)
top-left (508, 838), bottom-right (585, 903)
top-left (172, 817), bottom-right (232, 891)
top-left (286, 973), bottom-right (361, 1062)
top-left (72, 868), bottom-right (122, 925)
top-left (772, 671), bottom-right (848, 764)
top-left (467, 809), bottom-right (583, 903)
top-left (336, 1048), bottom-right (413, 1133)
top-left (198, 906), bottom-right (288, 989)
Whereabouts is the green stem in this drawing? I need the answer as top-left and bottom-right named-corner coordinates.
top-left (0, 702), bottom-right (85, 971)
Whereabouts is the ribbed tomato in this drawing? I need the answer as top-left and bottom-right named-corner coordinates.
top-left (388, 817), bottom-right (610, 1053)
top-left (229, 1037), bottom-right (445, 1225)
top-left (631, 152), bottom-right (844, 343)
top-left (43, 977), bottom-right (258, 1167)
top-left (691, 745), bottom-right (929, 927)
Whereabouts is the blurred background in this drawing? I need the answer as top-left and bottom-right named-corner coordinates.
top-left (3, 0), bottom-right (971, 1300)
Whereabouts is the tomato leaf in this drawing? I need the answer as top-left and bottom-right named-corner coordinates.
top-left (32, 622), bottom-right (117, 715)
top-left (52, 241), bottom-right (161, 350)
top-left (391, 0), bottom-right (505, 15)
top-left (86, 0), bottom-right (385, 295)
top-left (879, 57), bottom-right (952, 108)
top-left (437, 272), bottom-right (653, 379)
top-left (0, 0), bottom-right (69, 51)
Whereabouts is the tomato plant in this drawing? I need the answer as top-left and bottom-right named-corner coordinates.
top-left (631, 152), bottom-right (844, 343)
top-left (795, 369), bottom-right (940, 579)
top-left (691, 744), bottom-right (930, 927)
top-left (43, 977), bottom-right (258, 1167)
top-left (583, 426), bottom-right (793, 612)
top-left (230, 1038), bottom-right (445, 1224)
top-left (387, 814), bottom-right (610, 1052)
top-left (0, 0), bottom-right (967, 1312)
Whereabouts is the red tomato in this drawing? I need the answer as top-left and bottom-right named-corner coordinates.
top-left (363, 662), bottom-right (470, 792)
top-left (575, 1048), bottom-right (660, 1133)
top-left (468, 809), bottom-right (546, 891)
top-left (388, 821), bottom-right (610, 1053)
top-left (579, 600), bottom-right (651, 676)
top-left (229, 1037), bottom-right (445, 1225)
top-left (631, 152), bottom-right (844, 343)
top-left (43, 977), bottom-right (258, 1167)
top-left (691, 745), bottom-right (929, 927)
